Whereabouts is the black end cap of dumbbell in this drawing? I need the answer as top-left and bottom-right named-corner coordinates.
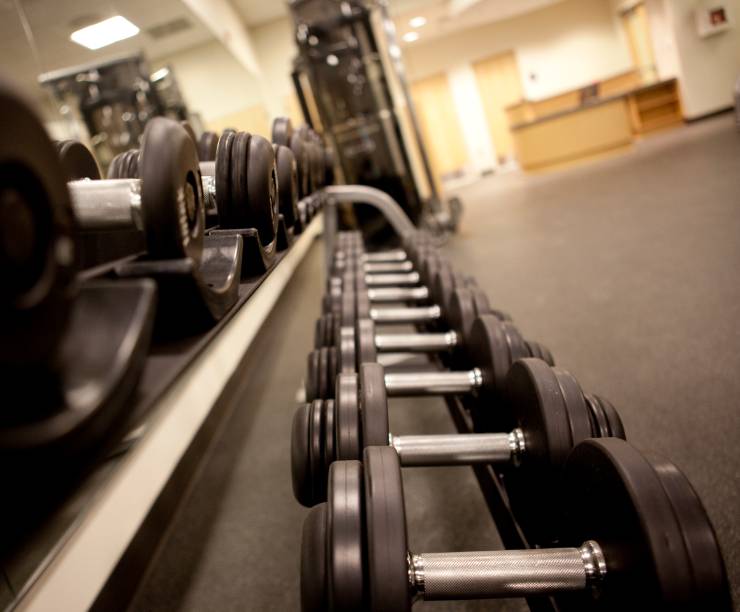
top-left (585, 394), bottom-right (626, 439)
top-left (301, 503), bottom-right (328, 612)
top-left (197, 131), bottom-right (219, 162)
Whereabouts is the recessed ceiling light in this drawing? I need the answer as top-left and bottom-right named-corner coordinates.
top-left (402, 31), bottom-right (419, 43)
top-left (409, 16), bottom-right (427, 28)
top-left (70, 16), bottom-right (140, 50)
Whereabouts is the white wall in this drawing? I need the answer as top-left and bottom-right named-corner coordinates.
top-left (664, 0), bottom-right (740, 118)
top-left (154, 16), bottom-right (299, 129)
top-left (403, 0), bottom-right (633, 101)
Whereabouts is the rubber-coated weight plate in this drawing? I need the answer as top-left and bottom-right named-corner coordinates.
top-left (54, 140), bottom-right (101, 180)
top-left (291, 403), bottom-right (313, 506)
top-left (335, 374), bottom-right (360, 461)
top-left (356, 318), bottom-right (377, 366)
top-left (323, 399), bottom-right (336, 467)
top-left (360, 363), bottom-right (389, 448)
top-left (215, 129), bottom-right (235, 226)
top-left (274, 144), bottom-right (298, 227)
top-left (246, 134), bottom-right (278, 245)
top-left (228, 131), bottom-right (250, 229)
top-left (338, 326), bottom-right (356, 374)
top-left (553, 368), bottom-right (590, 456)
top-left (0, 80), bottom-right (78, 367)
top-left (301, 504), bottom-right (328, 611)
top-left (314, 316), bottom-right (325, 349)
top-left (364, 447), bottom-right (410, 612)
top-left (272, 116), bottom-right (293, 147)
top-left (198, 131), bottom-right (219, 161)
top-left (327, 460), bottom-right (365, 611)
top-left (558, 438), bottom-right (731, 611)
top-left (506, 358), bottom-right (573, 545)
top-left (290, 132), bottom-right (310, 198)
top-left (309, 399), bottom-right (325, 504)
top-left (327, 346), bottom-right (338, 399)
top-left (466, 315), bottom-right (515, 401)
top-left (318, 347), bottom-right (330, 400)
top-left (306, 350), bottom-right (319, 401)
top-left (140, 117), bottom-right (204, 260)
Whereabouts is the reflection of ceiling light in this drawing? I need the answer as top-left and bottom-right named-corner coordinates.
top-left (409, 16), bottom-right (427, 28)
top-left (150, 67), bottom-right (170, 82)
top-left (327, 54), bottom-right (339, 66)
top-left (70, 16), bottom-right (139, 50)
top-left (402, 31), bottom-right (419, 43)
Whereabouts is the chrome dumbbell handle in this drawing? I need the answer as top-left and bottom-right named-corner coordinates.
top-left (364, 272), bottom-right (420, 287)
top-left (367, 286), bottom-right (429, 303)
top-left (374, 330), bottom-right (458, 353)
top-left (410, 541), bottom-right (606, 600)
top-left (389, 429), bottom-right (524, 466)
top-left (364, 261), bottom-right (413, 273)
top-left (69, 179), bottom-right (143, 231)
top-left (361, 249), bottom-right (407, 263)
top-left (383, 368), bottom-right (483, 396)
top-left (369, 305), bottom-right (441, 325)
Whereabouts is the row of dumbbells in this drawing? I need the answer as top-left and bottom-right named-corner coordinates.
top-left (291, 231), bottom-right (729, 611)
top-left (1, 75), bottom-right (331, 372)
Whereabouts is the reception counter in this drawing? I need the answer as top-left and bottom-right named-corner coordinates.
top-left (508, 78), bottom-right (682, 171)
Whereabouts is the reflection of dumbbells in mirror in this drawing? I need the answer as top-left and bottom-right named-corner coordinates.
top-left (306, 292), bottom-right (544, 402)
top-left (301, 439), bottom-right (730, 611)
top-left (108, 128), bottom-right (282, 247)
top-left (293, 358), bottom-right (624, 511)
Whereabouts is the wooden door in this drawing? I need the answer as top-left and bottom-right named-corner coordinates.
top-left (409, 72), bottom-right (468, 187)
top-left (473, 51), bottom-right (523, 163)
top-left (622, 3), bottom-right (657, 81)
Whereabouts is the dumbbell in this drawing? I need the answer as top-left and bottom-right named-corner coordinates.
top-left (301, 439), bottom-right (729, 611)
top-left (67, 118), bottom-right (205, 261)
top-left (272, 117), bottom-right (329, 197)
top-left (293, 358), bottom-right (624, 508)
top-left (109, 130), bottom-right (282, 246)
top-left (306, 291), bottom-right (529, 401)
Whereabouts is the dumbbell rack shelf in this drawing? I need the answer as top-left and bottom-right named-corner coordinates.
top-left (0, 211), bottom-right (324, 612)
top-left (443, 391), bottom-right (559, 612)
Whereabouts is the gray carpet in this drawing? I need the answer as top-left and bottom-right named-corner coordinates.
top-left (130, 114), bottom-right (740, 610)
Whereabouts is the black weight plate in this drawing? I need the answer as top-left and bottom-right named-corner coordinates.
top-left (54, 140), bottom-right (101, 180)
top-left (301, 504), bottom-right (328, 612)
top-left (471, 287), bottom-right (492, 317)
top-left (338, 326), bottom-right (356, 375)
top-left (306, 350), bottom-right (319, 401)
top-left (356, 318), bottom-right (377, 366)
top-left (327, 460), bottom-right (365, 611)
top-left (309, 399), bottom-right (326, 504)
top-left (0, 80), bottom-right (78, 367)
top-left (360, 363), bottom-right (389, 448)
top-left (586, 394), bottom-right (626, 439)
top-left (125, 149), bottom-right (140, 180)
top-left (363, 447), bottom-right (410, 612)
top-left (215, 129), bottom-right (235, 226)
top-left (318, 347), bottom-right (330, 400)
top-left (431, 263), bottom-right (455, 309)
top-left (558, 439), bottom-right (728, 610)
top-left (107, 150), bottom-right (125, 179)
top-left (506, 358), bottom-right (573, 545)
top-left (229, 131), bottom-right (250, 229)
top-left (326, 312), bottom-right (336, 347)
top-left (501, 321), bottom-right (529, 365)
top-left (180, 121), bottom-right (197, 147)
top-left (323, 399), bottom-right (336, 467)
top-left (198, 131), bottom-right (219, 162)
top-left (340, 287), bottom-right (355, 327)
top-left (314, 316), bottom-right (325, 349)
top-left (553, 368), bottom-right (590, 454)
top-left (291, 403), bottom-right (313, 506)
top-left (272, 116), bottom-right (293, 147)
top-left (246, 134), bottom-right (278, 245)
top-left (274, 144), bottom-right (298, 227)
top-left (447, 287), bottom-right (478, 341)
top-left (356, 291), bottom-right (370, 321)
top-left (466, 314), bottom-right (514, 399)
top-left (327, 346), bottom-right (338, 399)
top-left (290, 132), bottom-right (310, 198)
top-left (335, 373), bottom-right (361, 461)
top-left (140, 118), bottom-right (204, 260)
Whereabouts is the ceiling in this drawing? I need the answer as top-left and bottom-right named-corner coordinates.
top-left (1, 0), bottom-right (214, 104)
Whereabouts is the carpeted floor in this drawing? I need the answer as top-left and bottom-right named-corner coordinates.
top-left (129, 114), bottom-right (740, 610)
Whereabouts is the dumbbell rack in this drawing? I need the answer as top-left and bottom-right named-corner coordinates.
top-left (1, 206), bottom-right (324, 611)
top-left (322, 188), bottom-right (561, 612)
